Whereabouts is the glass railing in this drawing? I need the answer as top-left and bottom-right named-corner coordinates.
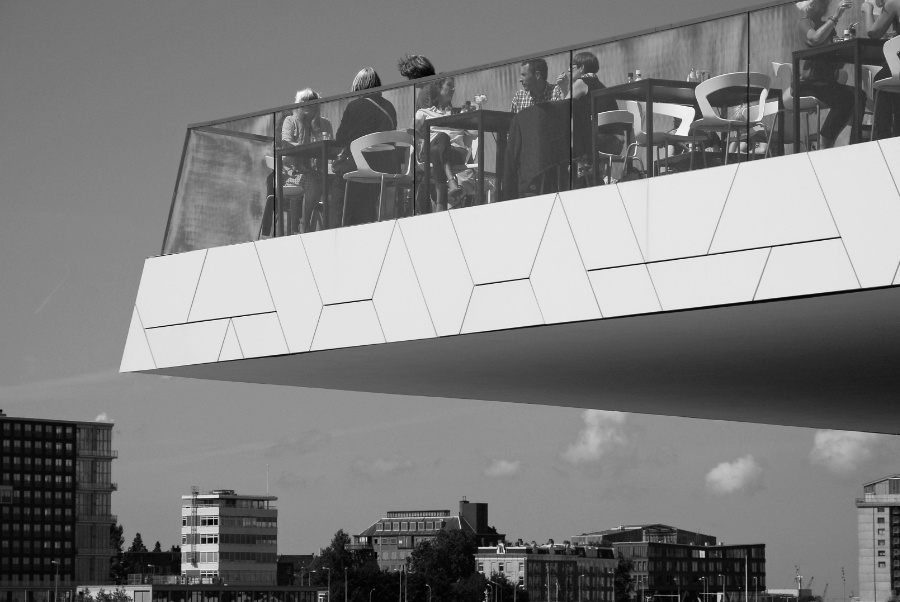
top-left (161, 0), bottom-right (895, 255)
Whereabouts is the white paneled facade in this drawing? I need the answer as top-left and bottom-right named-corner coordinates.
top-left (122, 141), bottom-right (900, 373)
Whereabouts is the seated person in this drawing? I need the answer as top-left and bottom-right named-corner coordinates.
top-left (795, 0), bottom-right (867, 148)
top-left (334, 68), bottom-right (399, 227)
top-left (280, 88), bottom-right (333, 233)
top-left (415, 77), bottom-right (472, 211)
top-left (510, 58), bottom-right (564, 113)
top-left (863, 0), bottom-right (900, 139)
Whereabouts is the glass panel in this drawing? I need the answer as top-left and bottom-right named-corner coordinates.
top-left (751, 1), bottom-right (874, 153)
top-left (576, 14), bottom-right (749, 180)
top-left (163, 113), bottom-right (275, 255)
top-left (329, 84), bottom-right (416, 228)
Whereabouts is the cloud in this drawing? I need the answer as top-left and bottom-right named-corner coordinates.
top-left (484, 459), bottom-right (521, 478)
top-left (95, 413), bottom-right (112, 423)
top-left (351, 456), bottom-right (415, 480)
top-left (265, 429), bottom-right (332, 457)
top-left (705, 455), bottom-right (763, 494)
top-left (562, 410), bottom-right (628, 464)
top-left (810, 430), bottom-right (886, 475)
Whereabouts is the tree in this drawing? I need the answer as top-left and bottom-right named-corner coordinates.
top-left (152, 541), bottom-right (162, 553)
top-left (317, 529), bottom-right (380, 602)
top-left (129, 533), bottom-right (148, 553)
top-left (614, 558), bottom-right (635, 602)
top-left (407, 529), bottom-right (484, 602)
top-left (110, 524), bottom-right (125, 555)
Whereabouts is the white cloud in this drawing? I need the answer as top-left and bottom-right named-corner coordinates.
top-left (562, 410), bottom-right (628, 464)
top-left (95, 412), bottom-right (112, 423)
top-left (810, 430), bottom-right (884, 475)
top-left (351, 456), bottom-right (415, 479)
top-left (705, 455), bottom-right (762, 494)
top-left (484, 459), bottom-right (521, 478)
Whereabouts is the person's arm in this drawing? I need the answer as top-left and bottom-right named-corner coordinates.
top-left (570, 79), bottom-right (589, 100)
top-left (281, 116), bottom-right (299, 146)
top-left (863, 0), bottom-right (896, 37)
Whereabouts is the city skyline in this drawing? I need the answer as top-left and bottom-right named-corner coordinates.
top-left (2, 0), bottom-right (898, 598)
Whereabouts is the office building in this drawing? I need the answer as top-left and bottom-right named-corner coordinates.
top-left (857, 475), bottom-right (900, 602)
top-left (0, 411), bottom-right (117, 602)
top-left (476, 542), bottom-right (617, 602)
top-left (572, 525), bottom-right (717, 547)
top-left (352, 499), bottom-right (504, 571)
top-left (181, 489), bottom-right (277, 585)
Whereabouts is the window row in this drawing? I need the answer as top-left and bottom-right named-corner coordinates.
top-left (1, 510), bottom-right (72, 526)
top-left (376, 520), bottom-right (445, 532)
top-left (0, 473), bottom-right (73, 485)
top-left (1, 457), bottom-right (73, 468)
top-left (181, 551), bottom-right (277, 563)
top-left (183, 516), bottom-right (220, 527)
top-left (1, 441), bottom-right (73, 452)
top-left (1, 423), bottom-right (74, 436)
top-left (220, 517), bottom-right (277, 528)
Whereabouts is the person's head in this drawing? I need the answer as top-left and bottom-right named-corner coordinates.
top-left (293, 88), bottom-right (321, 120)
top-left (398, 54), bottom-right (435, 80)
top-left (351, 68), bottom-right (382, 92)
top-left (520, 58), bottom-right (549, 92)
top-left (428, 77), bottom-right (456, 108)
top-left (797, 0), bottom-right (829, 19)
top-left (571, 52), bottom-right (600, 76)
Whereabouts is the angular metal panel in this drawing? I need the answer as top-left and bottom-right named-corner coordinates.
top-left (809, 141), bottom-right (900, 288)
top-left (756, 239), bottom-right (860, 300)
top-left (460, 280), bottom-right (544, 334)
top-left (188, 242), bottom-right (274, 322)
top-left (119, 308), bottom-right (156, 372)
top-left (218, 320), bottom-right (243, 362)
top-left (559, 186), bottom-right (644, 270)
top-left (310, 301), bottom-right (386, 351)
top-left (450, 193), bottom-right (555, 285)
top-left (372, 225), bottom-right (437, 343)
top-left (648, 249), bottom-right (770, 311)
top-left (398, 212), bottom-right (474, 337)
top-left (588, 265), bottom-right (661, 318)
top-left (302, 220), bottom-right (395, 305)
top-left (145, 320), bottom-right (230, 369)
top-left (255, 236), bottom-right (322, 353)
top-left (232, 313), bottom-right (289, 359)
top-left (619, 164), bottom-right (738, 262)
top-left (135, 249), bottom-right (207, 328)
top-left (530, 199), bottom-right (601, 324)
top-left (709, 154), bottom-right (839, 254)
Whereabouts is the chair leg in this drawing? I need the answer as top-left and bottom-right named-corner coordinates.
top-left (872, 90), bottom-right (880, 142)
top-left (342, 181), bottom-right (350, 227)
top-left (378, 176), bottom-right (385, 222)
top-left (724, 125), bottom-right (732, 165)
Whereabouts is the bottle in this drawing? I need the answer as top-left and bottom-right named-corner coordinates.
top-left (687, 67), bottom-right (699, 83)
top-left (634, 70), bottom-right (643, 81)
top-left (627, 72), bottom-right (634, 83)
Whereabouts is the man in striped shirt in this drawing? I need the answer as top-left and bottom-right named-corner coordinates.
top-left (509, 58), bottom-right (564, 113)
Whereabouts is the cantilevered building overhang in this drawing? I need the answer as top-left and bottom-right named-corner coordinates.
top-left (122, 141), bottom-right (900, 434)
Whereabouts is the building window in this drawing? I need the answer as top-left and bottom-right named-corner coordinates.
top-left (880, 540), bottom-right (887, 546)
top-left (880, 562), bottom-right (887, 568)
top-left (879, 529), bottom-right (886, 535)
top-left (879, 507), bottom-right (886, 512)
top-left (879, 551), bottom-right (886, 557)
top-left (879, 518), bottom-right (886, 524)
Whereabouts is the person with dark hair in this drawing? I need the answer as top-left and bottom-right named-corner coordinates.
top-left (863, 0), bottom-right (900, 139)
top-left (334, 68), bottom-right (399, 226)
top-left (510, 58), bottom-right (563, 113)
top-left (415, 77), bottom-right (472, 211)
top-left (795, 0), bottom-right (865, 148)
top-left (398, 54), bottom-right (436, 80)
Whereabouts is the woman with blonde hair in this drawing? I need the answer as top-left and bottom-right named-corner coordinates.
top-left (280, 88), bottom-right (333, 233)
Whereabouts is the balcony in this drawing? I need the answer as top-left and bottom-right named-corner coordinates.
top-left (121, 0), bottom-right (900, 435)
top-left (76, 448), bottom-right (118, 459)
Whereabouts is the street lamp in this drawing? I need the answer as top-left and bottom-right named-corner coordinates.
top-left (371, 589), bottom-right (376, 602)
top-left (327, 569), bottom-right (335, 602)
top-left (426, 584), bottom-right (432, 602)
top-left (580, 574), bottom-right (585, 602)
top-left (52, 560), bottom-right (59, 602)
top-left (701, 577), bottom-right (708, 602)
top-left (752, 578), bottom-right (758, 602)
top-left (345, 568), bottom-right (348, 602)
top-left (309, 570), bottom-right (317, 587)
top-left (718, 576), bottom-right (725, 602)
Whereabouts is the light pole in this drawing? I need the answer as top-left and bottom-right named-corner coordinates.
top-left (580, 574), bottom-right (585, 602)
top-left (371, 589), bottom-right (376, 602)
top-left (323, 567), bottom-right (332, 602)
top-left (345, 568), bottom-right (348, 602)
top-left (52, 560), bottom-right (59, 602)
top-left (718, 576), bottom-right (724, 602)
top-left (676, 576), bottom-right (680, 602)
top-left (701, 577), bottom-right (708, 602)
top-left (426, 584), bottom-right (432, 602)
top-left (309, 570), bottom-right (317, 587)
top-left (752, 578), bottom-right (758, 602)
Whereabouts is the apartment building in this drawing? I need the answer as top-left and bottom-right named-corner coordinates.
top-left (857, 475), bottom-right (900, 602)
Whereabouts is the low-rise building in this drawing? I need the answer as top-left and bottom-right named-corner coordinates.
top-left (476, 542), bottom-right (617, 602)
top-left (857, 475), bottom-right (900, 602)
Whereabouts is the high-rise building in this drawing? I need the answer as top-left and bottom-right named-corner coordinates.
top-left (0, 410), bottom-right (117, 602)
top-left (180, 489), bottom-right (277, 585)
top-left (352, 499), bottom-right (505, 571)
top-left (857, 475), bottom-right (900, 602)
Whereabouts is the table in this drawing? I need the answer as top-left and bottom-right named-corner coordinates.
top-left (275, 139), bottom-right (340, 233)
top-left (792, 37), bottom-right (886, 145)
top-left (591, 78), bottom-right (784, 178)
top-left (423, 110), bottom-right (513, 207)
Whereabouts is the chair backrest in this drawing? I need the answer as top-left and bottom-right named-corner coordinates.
top-left (884, 35), bottom-right (900, 79)
top-left (349, 130), bottom-right (414, 176)
top-left (624, 102), bottom-right (693, 136)
top-left (772, 61), bottom-right (794, 104)
top-left (597, 109), bottom-right (634, 129)
top-left (624, 101), bottom-right (644, 135)
top-left (695, 71), bottom-right (770, 123)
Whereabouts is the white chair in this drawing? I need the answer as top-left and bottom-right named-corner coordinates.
top-left (773, 62), bottom-right (823, 151)
top-left (690, 72), bottom-right (771, 167)
top-left (595, 109), bottom-right (635, 184)
top-left (625, 101), bottom-right (698, 175)
top-left (342, 131), bottom-right (414, 227)
top-left (871, 36), bottom-right (900, 140)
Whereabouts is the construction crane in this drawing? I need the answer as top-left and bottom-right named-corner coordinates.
top-left (822, 583), bottom-right (828, 602)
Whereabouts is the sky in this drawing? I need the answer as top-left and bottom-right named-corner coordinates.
top-left (1, 0), bottom-right (898, 598)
